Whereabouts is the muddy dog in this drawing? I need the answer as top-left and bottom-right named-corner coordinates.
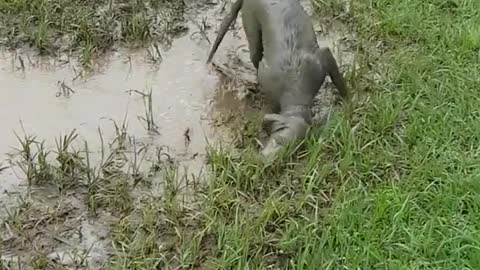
top-left (207, 0), bottom-right (348, 158)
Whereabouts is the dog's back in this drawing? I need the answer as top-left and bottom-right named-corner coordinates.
top-left (210, 0), bottom-right (347, 158)
top-left (246, 0), bottom-right (325, 111)
top-left (244, 0), bottom-right (319, 65)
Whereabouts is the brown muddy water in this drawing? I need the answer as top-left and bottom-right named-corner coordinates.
top-left (0, 0), bottom-right (355, 268)
top-left (0, 46), bottom-right (222, 205)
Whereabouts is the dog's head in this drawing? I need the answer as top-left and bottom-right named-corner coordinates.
top-left (260, 113), bottom-right (309, 158)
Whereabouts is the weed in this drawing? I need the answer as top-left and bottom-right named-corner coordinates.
top-left (56, 80), bottom-right (75, 97)
top-left (0, 163), bottom-right (8, 172)
top-left (128, 89), bottom-right (159, 134)
top-left (312, 0), bottom-right (349, 18)
top-left (30, 254), bottom-right (51, 269)
top-left (150, 146), bottom-right (174, 173)
top-left (110, 117), bottom-right (130, 151)
top-left (91, 126), bottom-right (135, 215)
top-left (13, 132), bottom-right (53, 187)
top-left (124, 12), bottom-right (151, 46)
top-left (146, 42), bottom-right (163, 64)
top-left (83, 139), bottom-right (100, 215)
top-left (189, 16), bottom-right (211, 44)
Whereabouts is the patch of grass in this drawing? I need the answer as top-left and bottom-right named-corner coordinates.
top-left (303, 0), bottom-right (480, 268)
top-left (9, 125), bottom-right (136, 214)
top-left (0, 0), bottom-right (187, 67)
top-left (12, 129), bottom-right (86, 191)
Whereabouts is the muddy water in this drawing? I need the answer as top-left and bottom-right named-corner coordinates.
top-left (0, 6), bottom-right (233, 266)
top-left (0, 24), bottom-right (227, 203)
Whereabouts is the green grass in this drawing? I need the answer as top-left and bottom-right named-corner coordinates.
top-left (300, 0), bottom-right (480, 268)
top-left (0, 0), bottom-right (187, 67)
top-left (188, 0), bottom-right (480, 268)
top-left (2, 0), bottom-right (480, 269)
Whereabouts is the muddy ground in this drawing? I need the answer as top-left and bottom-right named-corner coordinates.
top-left (0, 0), bottom-right (355, 268)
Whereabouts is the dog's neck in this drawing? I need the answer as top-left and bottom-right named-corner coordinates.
top-left (280, 105), bottom-right (312, 125)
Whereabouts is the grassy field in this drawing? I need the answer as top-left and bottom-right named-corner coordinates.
top-left (2, 0), bottom-right (480, 269)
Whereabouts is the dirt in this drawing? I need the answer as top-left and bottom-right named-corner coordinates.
top-left (0, 0), bottom-right (355, 268)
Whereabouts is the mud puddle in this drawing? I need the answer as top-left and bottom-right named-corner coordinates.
top-left (0, 24), bottom-right (221, 195)
top-left (0, 3), bottom-right (234, 267)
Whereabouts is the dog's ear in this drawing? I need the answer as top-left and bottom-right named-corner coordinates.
top-left (263, 113), bottom-right (289, 133)
top-left (263, 113), bottom-right (285, 125)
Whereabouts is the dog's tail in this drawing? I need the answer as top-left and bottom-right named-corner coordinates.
top-left (206, 0), bottom-right (243, 63)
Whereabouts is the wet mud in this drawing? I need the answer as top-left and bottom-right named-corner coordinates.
top-left (0, 0), bottom-right (355, 268)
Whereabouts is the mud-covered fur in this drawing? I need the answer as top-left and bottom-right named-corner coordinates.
top-left (207, 0), bottom-right (348, 157)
